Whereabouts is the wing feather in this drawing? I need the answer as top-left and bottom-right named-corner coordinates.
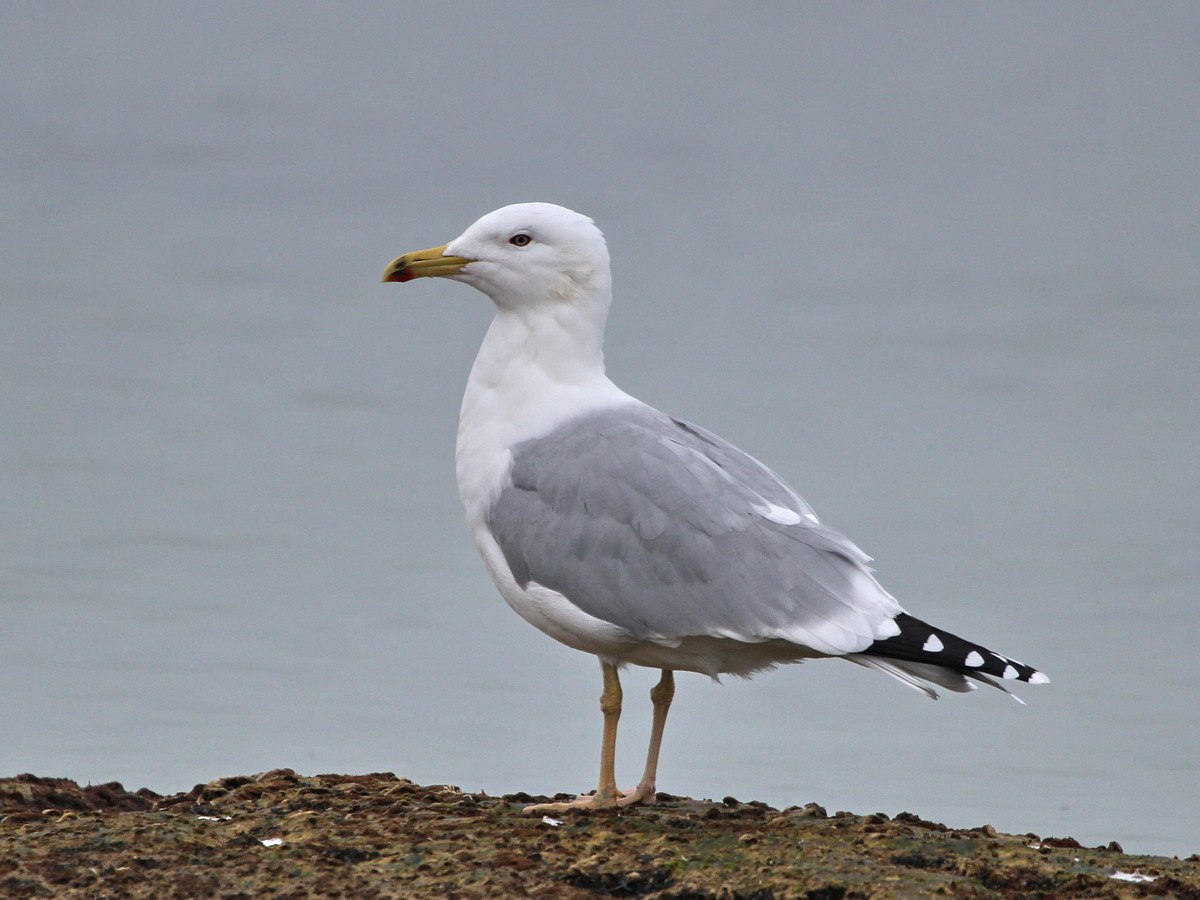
top-left (487, 404), bottom-right (902, 655)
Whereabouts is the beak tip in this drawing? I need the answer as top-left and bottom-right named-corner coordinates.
top-left (380, 263), bottom-right (409, 283)
top-left (381, 245), bottom-right (465, 285)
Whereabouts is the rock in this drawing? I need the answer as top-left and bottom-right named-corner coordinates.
top-left (0, 771), bottom-right (1195, 897)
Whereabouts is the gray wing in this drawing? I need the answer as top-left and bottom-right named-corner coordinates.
top-left (486, 404), bottom-right (903, 655)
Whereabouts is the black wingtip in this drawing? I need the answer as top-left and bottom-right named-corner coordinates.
top-left (864, 613), bottom-right (1048, 684)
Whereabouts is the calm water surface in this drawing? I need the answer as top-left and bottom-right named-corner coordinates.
top-left (2, 4), bottom-right (1198, 857)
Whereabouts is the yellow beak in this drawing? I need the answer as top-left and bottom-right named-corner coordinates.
top-left (380, 245), bottom-right (472, 283)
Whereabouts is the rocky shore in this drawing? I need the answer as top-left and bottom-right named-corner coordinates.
top-left (1, 770), bottom-right (1196, 897)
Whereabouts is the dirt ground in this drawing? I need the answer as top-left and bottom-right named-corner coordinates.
top-left (1, 770), bottom-right (1196, 898)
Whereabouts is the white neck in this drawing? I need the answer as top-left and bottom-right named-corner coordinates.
top-left (455, 296), bottom-right (635, 526)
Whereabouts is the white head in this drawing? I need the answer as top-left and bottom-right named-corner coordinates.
top-left (382, 203), bottom-right (612, 312)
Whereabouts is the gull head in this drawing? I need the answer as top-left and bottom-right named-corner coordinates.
top-left (381, 203), bottom-right (611, 311)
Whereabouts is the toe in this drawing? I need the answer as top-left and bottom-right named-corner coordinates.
top-left (521, 794), bottom-right (618, 815)
top-left (615, 785), bottom-right (657, 807)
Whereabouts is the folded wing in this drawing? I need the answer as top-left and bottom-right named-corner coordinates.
top-left (487, 404), bottom-right (904, 656)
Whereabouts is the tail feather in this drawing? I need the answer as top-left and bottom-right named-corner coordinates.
top-left (966, 671), bottom-right (1028, 705)
top-left (845, 655), bottom-right (976, 700)
top-left (863, 612), bottom-right (1049, 685)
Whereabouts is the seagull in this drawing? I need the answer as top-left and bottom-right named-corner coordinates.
top-left (381, 203), bottom-right (1048, 814)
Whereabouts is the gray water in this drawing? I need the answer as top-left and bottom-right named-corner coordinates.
top-left (3, 3), bottom-right (1198, 858)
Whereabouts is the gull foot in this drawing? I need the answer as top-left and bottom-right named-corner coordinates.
top-left (522, 784), bottom-right (658, 814)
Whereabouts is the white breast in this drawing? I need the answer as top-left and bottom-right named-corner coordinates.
top-left (454, 310), bottom-right (638, 659)
top-left (455, 309), bottom-right (635, 535)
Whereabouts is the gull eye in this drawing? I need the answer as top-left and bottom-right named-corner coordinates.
top-left (508, 233), bottom-right (532, 247)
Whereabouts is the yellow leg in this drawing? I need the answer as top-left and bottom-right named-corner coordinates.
top-left (595, 662), bottom-right (623, 799)
top-left (627, 669), bottom-right (674, 802)
top-left (523, 661), bottom-right (625, 813)
top-left (523, 665), bottom-right (676, 814)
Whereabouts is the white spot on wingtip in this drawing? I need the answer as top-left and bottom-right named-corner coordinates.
top-left (1002, 664), bottom-right (1019, 680)
top-left (754, 502), bottom-right (803, 525)
top-left (804, 512), bottom-right (819, 523)
top-left (1028, 671), bottom-right (1050, 684)
top-left (965, 651), bottom-right (985, 667)
top-left (922, 634), bottom-right (944, 652)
